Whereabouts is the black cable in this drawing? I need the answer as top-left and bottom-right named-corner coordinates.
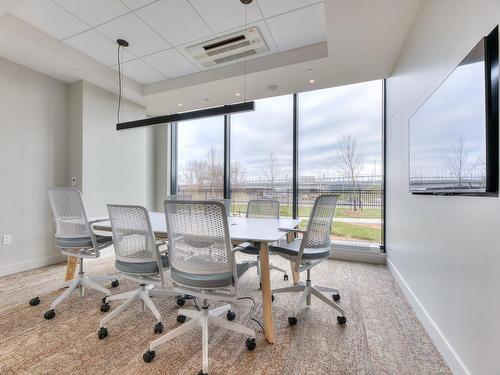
top-left (117, 43), bottom-right (122, 123)
top-left (237, 296), bottom-right (265, 334)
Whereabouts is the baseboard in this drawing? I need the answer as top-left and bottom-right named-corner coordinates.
top-left (387, 258), bottom-right (470, 375)
top-left (330, 248), bottom-right (386, 264)
top-left (0, 253), bottom-right (66, 277)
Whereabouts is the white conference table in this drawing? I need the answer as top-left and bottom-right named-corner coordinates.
top-left (94, 212), bottom-right (301, 344)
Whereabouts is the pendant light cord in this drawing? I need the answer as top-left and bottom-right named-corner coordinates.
top-left (243, 3), bottom-right (248, 103)
top-left (117, 43), bottom-right (123, 123)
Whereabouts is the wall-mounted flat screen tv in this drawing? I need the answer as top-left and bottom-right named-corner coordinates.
top-left (409, 26), bottom-right (498, 195)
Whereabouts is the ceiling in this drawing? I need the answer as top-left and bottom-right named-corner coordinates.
top-left (8, 0), bottom-right (326, 84)
top-left (0, 0), bottom-right (421, 115)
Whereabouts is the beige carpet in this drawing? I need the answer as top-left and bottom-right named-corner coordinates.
top-left (0, 255), bottom-right (451, 375)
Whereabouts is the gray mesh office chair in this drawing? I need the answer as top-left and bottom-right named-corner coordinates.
top-left (97, 205), bottom-right (180, 340)
top-left (31, 188), bottom-right (118, 320)
top-left (143, 201), bottom-right (256, 375)
top-left (238, 200), bottom-right (289, 284)
top-left (271, 195), bottom-right (346, 326)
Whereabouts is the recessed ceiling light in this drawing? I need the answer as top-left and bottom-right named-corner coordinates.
top-left (177, 103), bottom-right (183, 107)
top-left (308, 79), bottom-right (315, 84)
top-left (306, 68), bottom-right (313, 74)
top-left (267, 85), bottom-right (278, 93)
top-left (235, 92), bottom-right (241, 97)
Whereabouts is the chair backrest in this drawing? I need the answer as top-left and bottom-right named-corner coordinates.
top-left (164, 200), bottom-right (234, 280)
top-left (246, 199), bottom-right (280, 219)
top-left (298, 194), bottom-right (337, 260)
top-left (107, 204), bottom-right (161, 266)
top-left (209, 198), bottom-right (232, 216)
top-left (47, 188), bottom-right (91, 239)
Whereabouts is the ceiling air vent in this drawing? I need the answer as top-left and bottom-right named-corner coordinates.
top-left (185, 27), bottom-right (268, 68)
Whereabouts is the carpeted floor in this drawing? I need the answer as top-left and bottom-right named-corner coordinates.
top-left (0, 254), bottom-right (451, 375)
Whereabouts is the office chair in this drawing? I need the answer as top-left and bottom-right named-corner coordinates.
top-left (98, 205), bottom-right (180, 339)
top-left (271, 194), bottom-right (346, 326)
top-left (30, 188), bottom-right (118, 320)
top-left (142, 200), bottom-right (256, 375)
top-left (237, 200), bottom-right (289, 285)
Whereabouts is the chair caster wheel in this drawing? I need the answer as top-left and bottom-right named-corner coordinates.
top-left (143, 350), bottom-right (155, 363)
top-left (100, 303), bottom-right (110, 313)
top-left (197, 371), bottom-right (208, 375)
top-left (44, 309), bottom-right (55, 320)
top-left (176, 296), bottom-right (186, 306)
top-left (337, 316), bottom-right (347, 325)
top-left (111, 280), bottom-right (119, 288)
top-left (102, 296), bottom-right (107, 304)
top-left (97, 327), bottom-right (108, 339)
top-left (288, 317), bottom-right (297, 326)
top-left (29, 297), bottom-right (40, 306)
top-left (271, 294), bottom-right (275, 302)
top-left (332, 293), bottom-right (340, 302)
top-left (226, 310), bottom-right (236, 321)
top-left (245, 337), bottom-right (256, 351)
top-left (259, 282), bottom-right (262, 289)
top-left (154, 322), bottom-right (163, 334)
top-left (283, 274), bottom-right (288, 281)
top-left (177, 314), bottom-right (186, 323)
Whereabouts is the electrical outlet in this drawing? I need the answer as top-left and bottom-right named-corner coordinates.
top-left (2, 234), bottom-right (12, 245)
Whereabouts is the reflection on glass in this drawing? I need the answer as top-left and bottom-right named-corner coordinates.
top-left (177, 117), bottom-right (224, 199)
top-left (409, 39), bottom-right (487, 192)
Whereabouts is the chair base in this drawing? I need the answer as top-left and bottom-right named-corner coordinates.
top-left (145, 300), bottom-right (256, 374)
top-left (99, 284), bottom-right (178, 334)
top-left (272, 279), bottom-right (345, 320)
top-left (255, 255), bottom-right (289, 287)
top-left (42, 271), bottom-right (116, 319)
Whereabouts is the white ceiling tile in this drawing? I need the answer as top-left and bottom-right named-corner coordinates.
top-left (257, 0), bottom-right (322, 18)
top-left (64, 29), bottom-right (135, 65)
top-left (97, 13), bottom-right (171, 57)
top-left (119, 0), bottom-right (156, 10)
top-left (266, 3), bottom-right (325, 52)
top-left (52, 0), bottom-right (129, 27)
top-left (189, 0), bottom-right (263, 34)
top-left (114, 59), bottom-right (166, 84)
top-left (9, 0), bottom-right (89, 39)
top-left (142, 48), bottom-right (198, 78)
top-left (135, 0), bottom-right (212, 46)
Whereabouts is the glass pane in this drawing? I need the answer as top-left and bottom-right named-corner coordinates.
top-left (298, 80), bottom-right (383, 245)
top-left (230, 95), bottom-right (293, 217)
top-left (176, 117), bottom-right (224, 200)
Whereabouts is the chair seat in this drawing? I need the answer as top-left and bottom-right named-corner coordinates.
top-left (171, 261), bottom-right (251, 289)
top-left (115, 255), bottom-right (169, 275)
top-left (237, 245), bottom-right (259, 255)
top-left (271, 239), bottom-right (331, 260)
top-left (56, 234), bottom-right (112, 248)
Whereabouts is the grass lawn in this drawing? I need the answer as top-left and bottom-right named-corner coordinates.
top-left (332, 222), bottom-right (381, 242)
top-left (230, 203), bottom-right (381, 220)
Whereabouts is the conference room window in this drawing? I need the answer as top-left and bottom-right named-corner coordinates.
top-left (298, 80), bottom-right (384, 246)
top-left (175, 116), bottom-right (225, 199)
top-left (230, 95), bottom-right (294, 217)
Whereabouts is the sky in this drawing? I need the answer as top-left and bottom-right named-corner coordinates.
top-left (177, 80), bottom-right (383, 184)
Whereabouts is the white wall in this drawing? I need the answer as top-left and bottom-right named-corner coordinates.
top-left (386, 1), bottom-right (500, 374)
top-left (0, 56), bottom-right (68, 275)
top-left (81, 81), bottom-right (153, 217)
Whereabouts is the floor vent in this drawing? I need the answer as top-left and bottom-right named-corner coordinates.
top-left (185, 26), bottom-right (268, 68)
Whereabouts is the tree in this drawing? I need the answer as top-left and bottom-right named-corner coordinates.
top-left (230, 161), bottom-right (246, 189)
top-left (338, 134), bottom-right (364, 210)
top-left (206, 145), bottom-right (223, 196)
top-left (264, 151), bottom-right (282, 198)
top-left (444, 137), bottom-right (474, 188)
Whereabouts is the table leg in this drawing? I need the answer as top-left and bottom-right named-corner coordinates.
top-left (65, 256), bottom-right (78, 281)
top-left (259, 241), bottom-right (275, 344)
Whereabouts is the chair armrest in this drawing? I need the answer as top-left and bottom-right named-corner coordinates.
top-left (88, 217), bottom-right (110, 225)
top-left (278, 227), bottom-right (306, 235)
top-left (232, 242), bottom-right (254, 253)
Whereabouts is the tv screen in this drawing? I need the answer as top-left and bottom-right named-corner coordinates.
top-left (409, 27), bottom-right (498, 195)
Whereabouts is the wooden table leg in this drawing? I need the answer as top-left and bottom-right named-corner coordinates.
top-left (287, 232), bottom-right (300, 285)
top-left (259, 241), bottom-right (275, 344)
top-left (65, 256), bottom-right (78, 281)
